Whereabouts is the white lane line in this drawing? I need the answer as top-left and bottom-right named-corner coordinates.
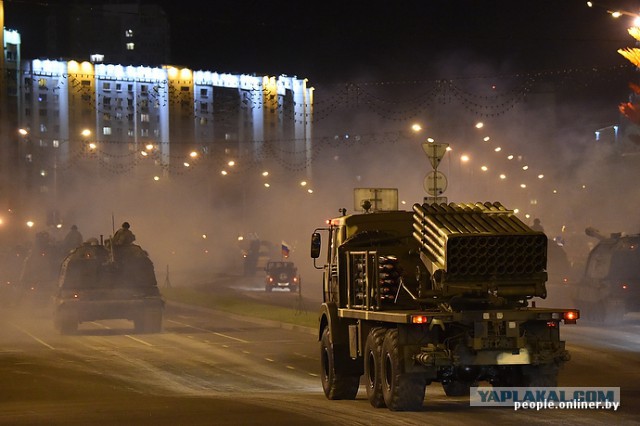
top-left (88, 322), bottom-right (154, 346)
top-left (167, 319), bottom-right (249, 343)
top-left (265, 358), bottom-right (275, 362)
top-left (124, 335), bottom-right (154, 346)
top-left (286, 365), bottom-right (296, 370)
top-left (10, 324), bottom-right (55, 350)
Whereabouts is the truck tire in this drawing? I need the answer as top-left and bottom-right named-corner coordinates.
top-left (522, 365), bottom-right (558, 387)
top-left (135, 308), bottom-right (163, 333)
top-left (381, 328), bottom-right (426, 411)
top-left (364, 327), bottom-right (387, 408)
top-left (320, 327), bottom-right (360, 400)
top-left (442, 380), bottom-right (475, 397)
top-left (57, 309), bottom-right (78, 335)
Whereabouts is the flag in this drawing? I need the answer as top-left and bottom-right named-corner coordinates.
top-left (281, 240), bottom-right (291, 258)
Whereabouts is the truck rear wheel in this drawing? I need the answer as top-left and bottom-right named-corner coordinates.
top-left (522, 365), bottom-right (558, 387)
top-left (135, 308), bottom-right (163, 333)
top-left (364, 327), bottom-right (387, 408)
top-left (56, 310), bottom-right (78, 335)
top-left (381, 328), bottom-right (426, 411)
top-left (442, 380), bottom-right (475, 397)
top-left (320, 327), bottom-right (360, 400)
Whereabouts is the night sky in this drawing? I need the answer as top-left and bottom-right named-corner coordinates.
top-left (3, 0), bottom-right (637, 84)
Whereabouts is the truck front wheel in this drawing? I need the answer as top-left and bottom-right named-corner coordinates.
top-left (364, 327), bottom-right (387, 408)
top-left (381, 328), bottom-right (426, 411)
top-left (320, 327), bottom-right (359, 400)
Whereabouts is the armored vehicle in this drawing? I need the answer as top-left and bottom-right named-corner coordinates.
top-left (54, 239), bottom-right (164, 334)
top-left (572, 228), bottom-right (640, 324)
top-left (265, 261), bottom-right (299, 292)
top-left (311, 195), bottom-right (579, 411)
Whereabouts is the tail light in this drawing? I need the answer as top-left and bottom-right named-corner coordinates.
top-left (563, 310), bottom-right (579, 324)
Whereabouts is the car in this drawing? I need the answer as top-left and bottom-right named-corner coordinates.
top-left (264, 261), bottom-right (299, 292)
top-left (53, 240), bottom-right (164, 334)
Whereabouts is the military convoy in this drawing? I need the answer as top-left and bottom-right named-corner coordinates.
top-left (571, 227), bottom-right (640, 324)
top-left (311, 194), bottom-right (579, 411)
top-left (53, 237), bottom-right (164, 334)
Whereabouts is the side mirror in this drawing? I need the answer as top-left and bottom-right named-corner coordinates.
top-left (310, 232), bottom-right (322, 259)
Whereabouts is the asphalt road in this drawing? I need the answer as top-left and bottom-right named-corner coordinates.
top-left (0, 293), bottom-right (639, 425)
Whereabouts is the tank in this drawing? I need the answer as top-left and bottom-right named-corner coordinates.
top-left (53, 239), bottom-right (164, 334)
top-left (572, 228), bottom-right (640, 324)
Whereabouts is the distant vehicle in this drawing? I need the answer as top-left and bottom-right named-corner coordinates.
top-left (572, 228), bottom-right (640, 324)
top-left (53, 239), bottom-right (164, 334)
top-left (264, 261), bottom-right (299, 292)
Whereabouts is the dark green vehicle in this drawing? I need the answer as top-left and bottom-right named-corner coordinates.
top-left (264, 261), bottom-right (299, 292)
top-left (54, 240), bottom-right (164, 334)
top-left (572, 228), bottom-right (640, 324)
top-left (311, 199), bottom-right (579, 411)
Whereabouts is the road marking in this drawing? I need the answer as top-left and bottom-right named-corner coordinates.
top-left (286, 365), bottom-right (296, 370)
top-left (87, 322), bottom-right (154, 346)
top-left (10, 324), bottom-right (55, 350)
top-left (167, 319), bottom-right (249, 343)
top-left (124, 335), bottom-right (154, 346)
top-left (308, 372), bottom-right (319, 377)
top-left (265, 358), bottom-right (274, 362)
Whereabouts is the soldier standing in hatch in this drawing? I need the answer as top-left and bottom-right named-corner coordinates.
top-left (62, 225), bottom-right (83, 254)
top-left (531, 218), bottom-right (545, 233)
top-left (112, 222), bottom-right (136, 246)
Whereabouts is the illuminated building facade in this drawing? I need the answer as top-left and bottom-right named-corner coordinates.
top-left (15, 58), bottom-right (313, 201)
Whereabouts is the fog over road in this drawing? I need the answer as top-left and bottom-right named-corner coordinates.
top-left (0, 293), bottom-right (638, 425)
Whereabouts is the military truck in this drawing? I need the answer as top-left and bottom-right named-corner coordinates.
top-left (311, 195), bottom-right (579, 411)
top-left (53, 238), bottom-right (164, 334)
top-left (264, 261), bottom-right (300, 292)
top-left (571, 227), bottom-right (640, 324)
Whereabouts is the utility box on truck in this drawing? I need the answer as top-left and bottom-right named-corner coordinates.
top-left (311, 198), bottom-right (579, 411)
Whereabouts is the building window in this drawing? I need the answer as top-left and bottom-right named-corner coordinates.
top-left (116, 83), bottom-right (122, 92)
top-left (181, 86), bottom-right (189, 92)
top-left (53, 139), bottom-right (59, 148)
top-left (200, 102), bottom-right (208, 112)
top-left (39, 109), bottom-right (47, 116)
top-left (127, 129), bottom-right (134, 137)
top-left (81, 80), bottom-right (91, 87)
top-left (40, 124), bottom-right (47, 133)
top-left (125, 29), bottom-right (134, 37)
top-left (103, 82), bottom-right (111, 91)
top-left (126, 42), bottom-right (135, 51)
top-left (127, 84), bottom-right (133, 92)
top-left (140, 113), bottom-right (149, 122)
top-left (115, 112), bottom-right (123, 120)
top-left (103, 97), bottom-right (111, 106)
top-left (103, 127), bottom-right (112, 135)
top-left (140, 128), bottom-right (149, 137)
top-left (38, 94), bottom-right (47, 102)
top-left (200, 88), bottom-right (208, 97)
top-left (103, 112), bottom-right (111, 121)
